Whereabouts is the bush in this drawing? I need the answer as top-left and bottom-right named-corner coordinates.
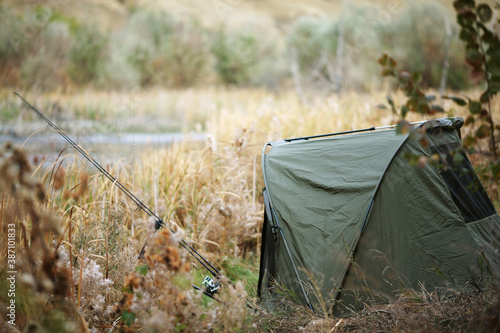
top-left (337, 2), bottom-right (389, 91)
top-left (211, 26), bottom-right (264, 86)
top-left (0, 6), bottom-right (27, 60)
top-left (284, 2), bottom-right (468, 92)
top-left (0, 6), bottom-right (44, 87)
top-left (20, 21), bottom-right (74, 91)
top-left (100, 9), bottom-right (175, 88)
top-left (68, 24), bottom-right (107, 85)
top-left (101, 10), bottom-right (213, 89)
top-left (158, 20), bottom-right (212, 87)
top-left (286, 16), bottom-right (337, 76)
top-left (285, 3), bottom-right (384, 92)
top-left (379, 1), bottom-right (469, 89)
top-left (0, 2), bottom-right (472, 91)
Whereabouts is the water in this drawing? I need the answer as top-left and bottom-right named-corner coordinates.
top-left (0, 131), bottom-right (206, 169)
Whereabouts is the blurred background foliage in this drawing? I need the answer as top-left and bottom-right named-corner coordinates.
top-left (0, 1), bottom-right (477, 93)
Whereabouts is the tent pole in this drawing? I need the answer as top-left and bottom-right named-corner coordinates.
top-left (283, 121), bottom-right (426, 143)
top-left (272, 207), bottom-right (315, 312)
top-left (262, 144), bottom-right (315, 312)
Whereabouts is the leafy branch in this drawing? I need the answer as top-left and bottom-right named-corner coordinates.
top-left (377, 53), bottom-right (444, 133)
top-left (378, 1), bottom-right (500, 185)
top-left (446, 0), bottom-right (500, 160)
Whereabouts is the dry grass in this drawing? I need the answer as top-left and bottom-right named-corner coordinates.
top-left (1, 87), bottom-right (500, 331)
top-left (0, 143), bottom-right (89, 332)
top-left (246, 283), bottom-right (500, 332)
top-left (3, 87), bottom-right (433, 135)
top-left (324, 287), bottom-right (499, 332)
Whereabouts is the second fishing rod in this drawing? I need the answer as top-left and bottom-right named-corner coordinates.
top-left (14, 92), bottom-right (222, 297)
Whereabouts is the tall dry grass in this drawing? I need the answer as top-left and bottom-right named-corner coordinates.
top-left (0, 143), bottom-right (89, 332)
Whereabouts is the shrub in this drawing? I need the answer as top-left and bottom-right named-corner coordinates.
top-left (0, 6), bottom-right (27, 59)
top-left (68, 24), bottom-right (107, 85)
top-left (211, 26), bottom-right (264, 86)
top-left (20, 21), bottom-right (74, 91)
top-left (286, 16), bottom-right (337, 76)
top-left (379, 1), bottom-right (469, 89)
top-left (98, 45), bottom-right (141, 89)
top-left (0, 6), bottom-right (39, 87)
top-left (158, 20), bottom-right (212, 87)
top-left (100, 9), bottom-right (175, 88)
top-left (337, 2), bottom-right (390, 91)
top-left (285, 3), bottom-right (384, 92)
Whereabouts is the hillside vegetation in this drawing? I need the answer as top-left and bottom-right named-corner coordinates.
top-left (1, 0), bottom-right (470, 93)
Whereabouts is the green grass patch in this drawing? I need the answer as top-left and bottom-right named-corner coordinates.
top-left (219, 255), bottom-right (260, 298)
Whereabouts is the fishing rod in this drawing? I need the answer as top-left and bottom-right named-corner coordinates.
top-left (14, 92), bottom-right (222, 298)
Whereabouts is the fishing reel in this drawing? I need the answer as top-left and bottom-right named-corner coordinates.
top-left (201, 276), bottom-right (221, 296)
top-left (16, 91), bottom-right (224, 302)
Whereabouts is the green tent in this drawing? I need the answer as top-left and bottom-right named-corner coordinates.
top-left (258, 117), bottom-right (500, 315)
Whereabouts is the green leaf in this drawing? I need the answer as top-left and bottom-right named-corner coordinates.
top-left (487, 44), bottom-right (500, 62)
top-left (476, 124), bottom-right (490, 138)
top-left (468, 100), bottom-right (482, 114)
top-left (453, 0), bottom-right (475, 11)
top-left (465, 49), bottom-right (483, 68)
top-left (388, 56), bottom-right (397, 68)
top-left (431, 104), bottom-right (445, 113)
top-left (459, 27), bottom-right (476, 42)
top-left (135, 265), bottom-right (148, 275)
top-left (490, 67), bottom-right (500, 76)
top-left (412, 71), bottom-right (422, 85)
top-left (457, 11), bottom-right (477, 28)
top-left (396, 120), bottom-right (410, 135)
top-left (480, 90), bottom-right (490, 103)
top-left (382, 68), bottom-right (396, 77)
top-left (491, 73), bottom-right (500, 84)
top-left (418, 102), bottom-right (430, 115)
top-left (442, 95), bottom-right (467, 106)
top-left (490, 84), bottom-right (499, 96)
top-left (387, 94), bottom-right (397, 115)
top-left (489, 75), bottom-right (500, 95)
top-left (377, 104), bottom-right (388, 110)
top-left (465, 115), bottom-right (475, 125)
top-left (378, 54), bottom-right (388, 66)
top-left (463, 134), bottom-right (475, 148)
top-left (478, 23), bottom-right (497, 44)
top-left (401, 105), bottom-right (410, 119)
top-left (477, 4), bottom-right (493, 22)
top-left (122, 310), bottom-right (136, 326)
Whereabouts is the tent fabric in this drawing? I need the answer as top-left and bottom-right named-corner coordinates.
top-left (262, 129), bottom-right (408, 310)
top-left (466, 215), bottom-right (500, 277)
top-left (259, 117), bottom-right (500, 315)
top-left (339, 130), bottom-right (488, 315)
